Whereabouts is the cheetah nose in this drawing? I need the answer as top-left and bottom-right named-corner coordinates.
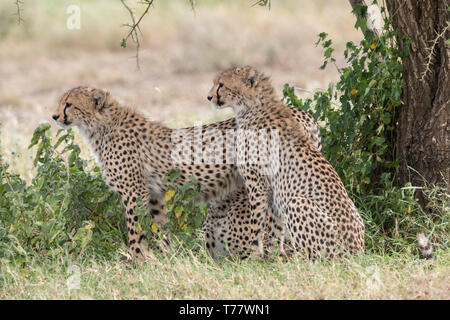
top-left (52, 114), bottom-right (60, 121)
top-left (207, 96), bottom-right (212, 101)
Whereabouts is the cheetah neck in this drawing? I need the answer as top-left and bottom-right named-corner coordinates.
top-left (234, 93), bottom-right (279, 119)
top-left (79, 102), bottom-right (172, 161)
top-left (233, 93), bottom-right (310, 146)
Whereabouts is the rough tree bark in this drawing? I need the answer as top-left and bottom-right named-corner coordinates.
top-left (387, 0), bottom-right (449, 206)
top-left (350, 0), bottom-right (449, 208)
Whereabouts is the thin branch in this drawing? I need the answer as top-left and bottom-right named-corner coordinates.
top-left (14, 0), bottom-right (24, 24)
top-left (251, 0), bottom-right (271, 9)
top-left (420, 22), bottom-right (449, 83)
top-left (188, 0), bottom-right (196, 16)
top-left (120, 0), bottom-right (154, 71)
top-left (45, 202), bottom-right (56, 217)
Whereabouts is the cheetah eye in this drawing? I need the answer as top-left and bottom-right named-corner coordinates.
top-left (65, 102), bottom-right (72, 108)
top-left (216, 82), bottom-right (224, 98)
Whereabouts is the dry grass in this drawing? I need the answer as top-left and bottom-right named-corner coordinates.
top-left (1, 248), bottom-right (449, 299)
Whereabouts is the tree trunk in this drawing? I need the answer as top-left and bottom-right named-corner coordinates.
top-left (386, 0), bottom-right (449, 207)
top-left (350, 0), bottom-right (449, 207)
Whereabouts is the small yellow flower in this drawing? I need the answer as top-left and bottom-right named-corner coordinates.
top-left (9, 224), bottom-right (14, 233)
top-left (370, 43), bottom-right (376, 50)
top-left (151, 222), bottom-right (158, 233)
top-left (350, 89), bottom-right (357, 95)
top-left (165, 189), bottom-right (175, 202)
top-left (84, 225), bottom-right (92, 230)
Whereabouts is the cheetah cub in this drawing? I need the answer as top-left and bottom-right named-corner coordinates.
top-left (52, 86), bottom-right (322, 260)
top-left (207, 66), bottom-right (365, 259)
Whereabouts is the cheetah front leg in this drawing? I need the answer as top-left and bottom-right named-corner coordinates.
top-left (240, 168), bottom-right (271, 258)
top-left (107, 169), bottom-right (151, 261)
top-left (122, 186), bottom-right (152, 261)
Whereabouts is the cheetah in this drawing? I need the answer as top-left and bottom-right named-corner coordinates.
top-left (204, 127), bottom-right (323, 259)
top-left (203, 189), bottom-right (294, 259)
top-left (52, 86), bottom-right (322, 260)
top-left (207, 66), bottom-right (365, 259)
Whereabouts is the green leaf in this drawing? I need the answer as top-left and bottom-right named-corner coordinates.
top-left (324, 47), bottom-right (334, 58)
top-left (29, 123), bottom-right (51, 149)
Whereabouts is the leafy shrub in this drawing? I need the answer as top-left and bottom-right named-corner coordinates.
top-left (282, 4), bottom-right (448, 254)
top-left (161, 168), bottom-right (208, 249)
top-left (284, 5), bottom-right (410, 195)
top-left (0, 124), bottom-right (209, 264)
top-left (0, 124), bottom-right (126, 264)
top-left (131, 168), bottom-right (208, 252)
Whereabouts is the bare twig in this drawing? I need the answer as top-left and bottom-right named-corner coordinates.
top-left (45, 202), bottom-right (56, 217)
top-left (14, 0), bottom-right (24, 24)
top-left (120, 0), bottom-right (154, 71)
top-left (420, 22), bottom-right (449, 83)
top-left (251, 0), bottom-right (271, 9)
top-left (188, 0), bottom-right (196, 15)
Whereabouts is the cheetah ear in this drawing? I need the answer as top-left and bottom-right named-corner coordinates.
top-left (93, 89), bottom-right (109, 109)
top-left (246, 69), bottom-right (258, 87)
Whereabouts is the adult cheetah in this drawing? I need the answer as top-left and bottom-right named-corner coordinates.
top-left (52, 86), bottom-right (321, 260)
top-left (207, 66), bottom-right (365, 259)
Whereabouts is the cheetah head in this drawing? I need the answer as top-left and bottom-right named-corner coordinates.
top-left (207, 66), bottom-right (270, 112)
top-left (52, 86), bottom-right (110, 129)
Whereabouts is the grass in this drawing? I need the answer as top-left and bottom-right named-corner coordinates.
top-left (1, 246), bottom-right (448, 299)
